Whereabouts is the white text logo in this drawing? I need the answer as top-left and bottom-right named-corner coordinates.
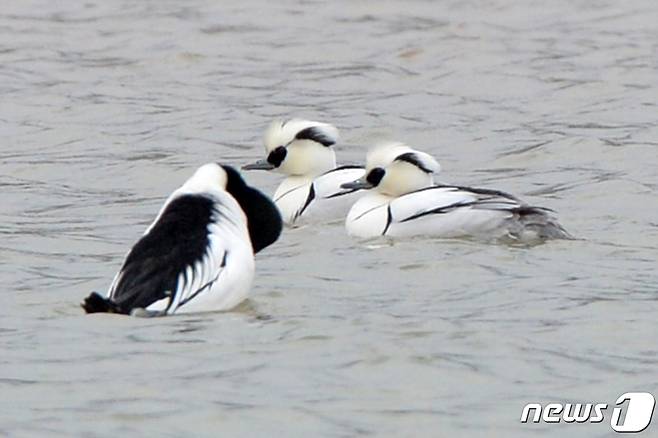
top-left (521, 392), bottom-right (655, 433)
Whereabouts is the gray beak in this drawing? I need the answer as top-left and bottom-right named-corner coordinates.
top-left (340, 178), bottom-right (374, 190)
top-left (242, 159), bottom-right (275, 171)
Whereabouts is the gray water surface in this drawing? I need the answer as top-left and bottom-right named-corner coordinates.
top-left (2, 1), bottom-right (658, 437)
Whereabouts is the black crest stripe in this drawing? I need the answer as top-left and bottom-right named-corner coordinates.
top-left (395, 152), bottom-right (433, 173)
top-left (295, 126), bottom-right (335, 147)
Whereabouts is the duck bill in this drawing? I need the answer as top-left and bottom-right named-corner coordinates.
top-left (340, 178), bottom-right (374, 190)
top-left (242, 159), bottom-right (275, 171)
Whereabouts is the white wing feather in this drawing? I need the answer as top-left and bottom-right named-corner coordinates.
top-left (143, 196), bottom-right (253, 314)
top-left (389, 187), bottom-right (480, 221)
top-left (386, 186), bottom-right (522, 237)
top-left (313, 167), bottom-right (366, 199)
top-left (274, 167), bottom-right (366, 225)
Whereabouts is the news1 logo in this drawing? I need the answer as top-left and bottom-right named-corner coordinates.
top-left (521, 392), bottom-right (656, 433)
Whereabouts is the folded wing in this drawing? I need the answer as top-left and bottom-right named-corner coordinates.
top-left (313, 165), bottom-right (366, 199)
top-left (107, 193), bottom-right (239, 315)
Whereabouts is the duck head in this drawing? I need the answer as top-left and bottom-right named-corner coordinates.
top-left (243, 119), bottom-right (339, 177)
top-left (341, 142), bottom-right (440, 197)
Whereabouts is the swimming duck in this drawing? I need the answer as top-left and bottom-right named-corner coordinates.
top-left (82, 163), bottom-right (282, 316)
top-left (341, 143), bottom-right (572, 242)
top-left (243, 119), bottom-right (365, 226)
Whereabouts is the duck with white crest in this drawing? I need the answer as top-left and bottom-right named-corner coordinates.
top-left (243, 119), bottom-right (365, 226)
top-left (341, 142), bottom-right (572, 243)
top-left (82, 163), bottom-right (282, 316)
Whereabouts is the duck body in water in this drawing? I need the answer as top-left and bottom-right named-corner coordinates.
top-left (82, 163), bottom-right (282, 316)
top-left (342, 143), bottom-right (572, 242)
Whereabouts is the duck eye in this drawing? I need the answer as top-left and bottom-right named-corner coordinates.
top-left (267, 146), bottom-right (287, 167)
top-left (366, 167), bottom-right (385, 186)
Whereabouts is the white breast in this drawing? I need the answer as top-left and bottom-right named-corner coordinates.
top-left (273, 176), bottom-right (314, 225)
top-left (345, 192), bottom-right (392, 237)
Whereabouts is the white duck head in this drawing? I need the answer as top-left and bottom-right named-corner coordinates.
top-left (243, 119), bottom-right (339, 177)
top-left (341, 142), bottom-right (440, 197)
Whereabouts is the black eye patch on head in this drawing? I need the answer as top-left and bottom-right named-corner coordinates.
top-left (267, 146), bottom-right (287, 168)
top-left (366, 167), bottom-right (385, 186)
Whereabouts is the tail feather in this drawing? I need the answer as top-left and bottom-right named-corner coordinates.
top-left (512, 206), bottom-right (574, 241)
top-left (81, 292), bottom-right (123, 314)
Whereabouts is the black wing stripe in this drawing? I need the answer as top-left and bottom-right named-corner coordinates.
top-left (177, 272), bottom-right (219, 308)
top-left (433, 184), bottom-right (521, 202)
top-left (319, 166), bottom-right (364, 198)
top-left (382, 206), bottom-right (393, 235)
top-left (295, 184), bottom-right (316, 220)
top-left (352, 203), bottom-right (387, 222)
top-left (177, 252), bottom-right (227, 309)
top-left (399, 196), bottom-right (531, 223)
top-left (399, 201), bottom-right (477, 223)
top-left (325, 188), bottom-right (358, 199)
top-left (274, 184), bottom-right (307, 203)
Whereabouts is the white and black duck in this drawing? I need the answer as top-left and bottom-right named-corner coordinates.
top-left (82, 163), bottom-right (282, 316)
top-left (342, 143), bottom-right (572, 242)
top-left (243, 119), bottom-right (365, 226)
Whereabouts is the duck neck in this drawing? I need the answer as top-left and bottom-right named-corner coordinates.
top-left (223, 167), bottom-right (282, 253)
